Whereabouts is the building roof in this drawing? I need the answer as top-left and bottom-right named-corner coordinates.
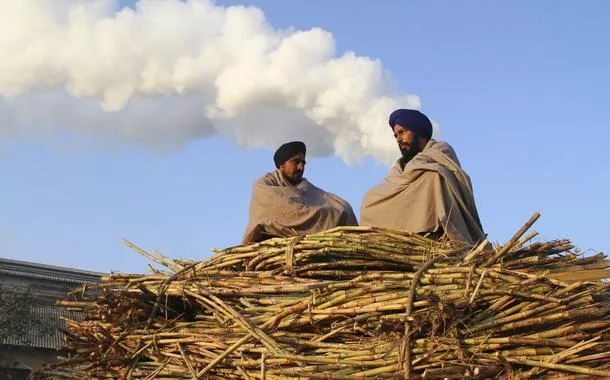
top-left (1, 305), bottom-right (83, 350)
top-left (0, 258), bottom-right (104, 350)
top-left (0, 257), bottom-right (104, 285)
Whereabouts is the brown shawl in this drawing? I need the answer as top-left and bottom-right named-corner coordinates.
top-left (243, 170), bottom-right (358, 244)
top-left (360, 140), bottom-right (485, 245)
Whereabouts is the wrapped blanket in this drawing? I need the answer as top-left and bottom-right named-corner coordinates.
top-left (360, 140), bottom-right (485, 245)
top-left (243, 170), bottom-right (358, 244)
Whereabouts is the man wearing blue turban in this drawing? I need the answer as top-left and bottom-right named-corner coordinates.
top-left (360, 109), bottom-right (486, 245)
top-left (243, 141), bottom-right (358, 244)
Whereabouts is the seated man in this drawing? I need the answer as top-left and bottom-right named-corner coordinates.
top-left (243, 141), bottom-right (358, 244)
top-left (360, 109), bottom-right (486, 245)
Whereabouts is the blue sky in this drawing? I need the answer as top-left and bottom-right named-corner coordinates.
top-left (1, 0), bottom-right (609, 273)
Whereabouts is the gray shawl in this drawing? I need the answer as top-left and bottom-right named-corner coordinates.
top-left (360, 140), bottom-right (485, 245)
top-left (243, 170), bottom-right (358, 244)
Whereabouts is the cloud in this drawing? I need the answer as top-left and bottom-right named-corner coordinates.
top-left (0, 0), bottom-right (424, 164)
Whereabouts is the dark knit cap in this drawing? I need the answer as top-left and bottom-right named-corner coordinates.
top-left (273, 141), bottom-right (306, 168)
top-left (388, 109), bottom-right (433, 140)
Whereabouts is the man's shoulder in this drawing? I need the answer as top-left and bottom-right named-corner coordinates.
top-left (428, 139), bottom-right (455, 153)
top-left (254, 171), bottom-right (281, 186)
top-left (295, 179), bottom-right (340, 198)
top-left (424, 140), bottom-right (461, 166)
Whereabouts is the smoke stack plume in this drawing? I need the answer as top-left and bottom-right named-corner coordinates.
top-left (0, 0), bottom-right (424, 163)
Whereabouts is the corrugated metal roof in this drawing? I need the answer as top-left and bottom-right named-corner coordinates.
top-left (0, 257), bottom-right (104, 285)
top-left (1, 305), bottom-right (83, 350)
top-left (0, 258), bottom-right (103, 350)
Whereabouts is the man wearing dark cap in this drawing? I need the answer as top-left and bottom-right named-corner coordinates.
top-left (360, 109), bottom-right (486, 245)
top-left (243, 141), bottom-right (358, 244)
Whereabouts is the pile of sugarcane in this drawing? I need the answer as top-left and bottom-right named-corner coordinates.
top-left (40, 214), bottom-right (610, 379)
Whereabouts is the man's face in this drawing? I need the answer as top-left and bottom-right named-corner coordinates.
top-left (279, 152), bottom-right (306, 184)
top-left (393, 124), bottom-right (424, 163)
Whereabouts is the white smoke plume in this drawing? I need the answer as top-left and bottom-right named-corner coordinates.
top-left (0, 0), bottom-right (424, 163)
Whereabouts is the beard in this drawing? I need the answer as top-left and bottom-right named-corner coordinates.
top-left (400, 147), bottom-right (416, 163)
top-left (286, 171), bottom-right (303, 185)
top-left (399, 140), bottom-right (420, 165)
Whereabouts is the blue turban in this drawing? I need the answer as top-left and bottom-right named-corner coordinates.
top-left (388, 109), bottom-right (433, 140)
top-left (274, 141), bottom-right (306, 168)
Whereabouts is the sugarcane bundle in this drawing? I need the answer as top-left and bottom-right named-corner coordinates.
top-left (40, 215), bottom-right (610, 379)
